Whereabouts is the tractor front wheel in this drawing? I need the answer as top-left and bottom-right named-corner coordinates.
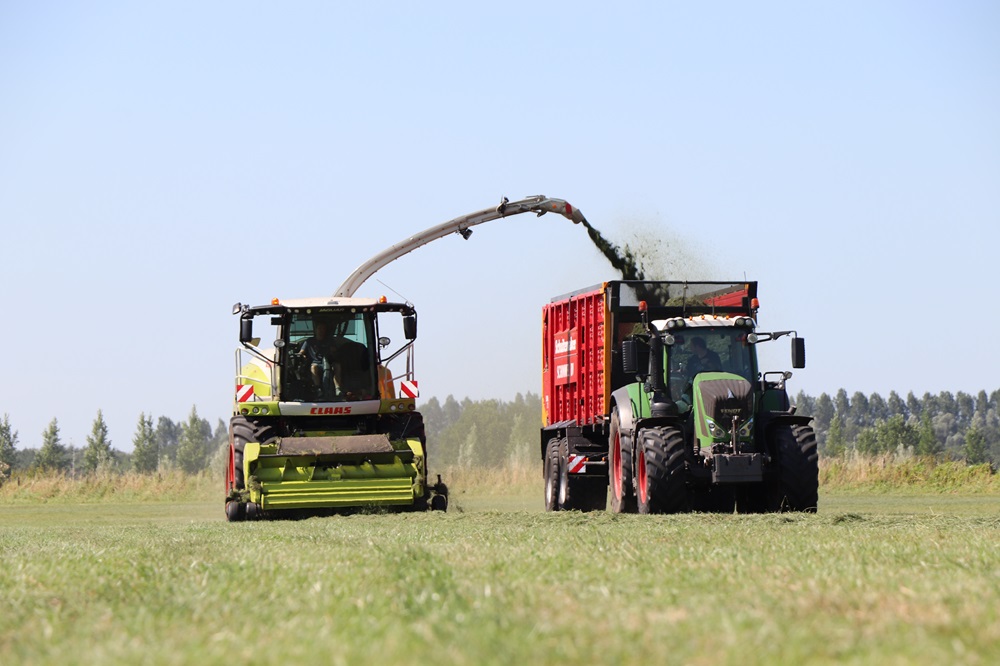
top-left (766, 425), bottom-right (819, 512)
top-left (636, 426), bottom-right (688, 514)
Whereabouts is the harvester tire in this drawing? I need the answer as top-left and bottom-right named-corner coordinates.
top-left (230, 416), bottom-right (276, 491)
top-left (431, 495), bottom-right (448, 512)
top-left (225, 500), bottom-right (245, 522)
top-left (543, 438), bottom-right (562, 512)
top-left (609, 410), bottom-right (637, 514)
top-left (636, 426), bottom-right (687, 514)
top-left (766, 425), bottom-right (819, 513)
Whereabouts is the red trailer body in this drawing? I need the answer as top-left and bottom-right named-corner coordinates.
top-left (542, 285), bottom-right (609, 429)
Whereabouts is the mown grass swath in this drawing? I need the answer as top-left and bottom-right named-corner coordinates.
top-left (1, 495), bottom-right (997, 665)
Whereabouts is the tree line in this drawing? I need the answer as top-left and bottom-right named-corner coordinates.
top-left (791, 388), bottom-right (997, 463)
top-left (3, 387), bottom-right (994, 483)
top-left (0, 408), bottom-right (228, 481)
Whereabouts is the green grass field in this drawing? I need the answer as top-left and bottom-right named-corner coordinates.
top-left (1, 469), bottom-right (998, 665)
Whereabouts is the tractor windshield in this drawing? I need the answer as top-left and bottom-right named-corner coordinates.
top-left (285, 311), bottom-right (378, 402)
top-left (667, 327), bottom-right (755, 400)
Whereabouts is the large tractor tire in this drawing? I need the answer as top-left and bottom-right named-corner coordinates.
top-left (230, 416), bottom-right (276, 492)
top-left (609, 409), bottom-right (637, 514)
top-left (766, 424), bottom-right (819, 512)
top-left (636, 426), bottom-right (688, 514)
top-left (543, 437), bottom-right (563, 512)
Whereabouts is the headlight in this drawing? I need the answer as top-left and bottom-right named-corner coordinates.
top-left (737, 418), bottom-right (754, 439)
top-left (706, 419), bottom-right (727, 438)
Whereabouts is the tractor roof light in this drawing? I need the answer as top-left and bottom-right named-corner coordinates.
top-left (638, 300), bottom-right (648, 313)
top-left (379, 295), bottom-right (387, 303)
top-left (663, 333), bottom-right (675, 346)
top-left (271, 297), bottom-right (280, 305)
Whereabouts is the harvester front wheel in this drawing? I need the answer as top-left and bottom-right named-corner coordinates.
top-left (766, 425), bottom-right (819, 512)
top-left (230, 416), bottom-right (276, 491)
top-left (636, 426), bottom-right (688, 514)
top-left (609, 409), bottom-right (637, 514)
top-left (543, 438), bottom-right (562, 512)
top-left (225, 501), bottom-right (245, 522)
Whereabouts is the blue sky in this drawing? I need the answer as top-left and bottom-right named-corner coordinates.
top-left (2, 1), bottom-right (998, 451)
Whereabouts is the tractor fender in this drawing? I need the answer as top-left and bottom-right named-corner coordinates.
top-left (763, 413), bottom-right (814, 432)
top-left (611, 387), bottom-right (637, 437)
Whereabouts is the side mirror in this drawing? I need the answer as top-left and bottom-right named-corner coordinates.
top-left (622, 339), bottom-right (638, 374)
top-left (791, 337), bottom-right (806, 369)
top-left (622, 338), bottom-right (650, 377)
top-left (240, 317), bottom-right (254, 344)
top-left (403, 314), bottom-right (417, 340)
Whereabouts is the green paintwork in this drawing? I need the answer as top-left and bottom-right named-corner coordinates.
top-left (691, 372), bottom-right (749, 450)
top-left (243, 438), bottom-right (425, 510)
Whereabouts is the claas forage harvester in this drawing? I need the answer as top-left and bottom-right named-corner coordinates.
top-left (541, 280), bottom-right (818, 514)
top-left (225, 195), bottom-right (588, 520)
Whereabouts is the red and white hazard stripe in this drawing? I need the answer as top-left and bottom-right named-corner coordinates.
top-left (399, 380), bottom-right (419, 399)
top-left (236, 384), bottom-right (254, 403)
top-left (567, 455), bottom-right (586, 474)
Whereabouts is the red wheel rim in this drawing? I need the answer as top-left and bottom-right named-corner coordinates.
top-left (637, 447), bottom-right (648, 505)
top-left (611, 432), bottom-right (622, 500)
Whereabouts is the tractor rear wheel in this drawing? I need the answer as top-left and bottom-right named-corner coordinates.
top-left (543, 438), bottom-right (562, 512)
top-left (766, 425), bottom-right (819, 512)
top-left (636, 426), bottom-right (688, 514)
top-left (609, 409), bottom-right (637, 514)
top-left (230, 416), bottom-right (276, 491)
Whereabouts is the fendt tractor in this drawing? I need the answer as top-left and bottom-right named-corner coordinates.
top-left (541, 280), bottom-right (818, 514)
top-left (225, 195), bottom-right (588, 520)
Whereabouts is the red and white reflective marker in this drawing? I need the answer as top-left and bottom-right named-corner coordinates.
top-left (399, 380), bottom-right (419, 399)
top-left (236, 385), bottom-right (254, 402)
top-left (567, 455), bottom-right (586, 474)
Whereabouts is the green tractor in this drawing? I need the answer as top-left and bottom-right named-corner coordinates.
top-left (613, 290), bottom-right (818, 514)
top-left (225, 297), bottom-right (447, 520)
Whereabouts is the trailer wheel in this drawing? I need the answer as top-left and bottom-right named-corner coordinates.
top-left (766, 425), bottom-right (819, 512)
top-left (636, 426), bottom-right (688, 514)
top-left (543, 438), bottom-right (562, 512)
top-left (431, 494), bottom-right (448, 512)
top-left (609, 410), bottom-right (637, 514)
top-left (556, 438), bottom-right (571, 510)
top-left (230, 416), bottom-right (276, 491)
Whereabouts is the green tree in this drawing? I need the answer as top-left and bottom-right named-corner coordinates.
top-left (916, 412), bottom-right (941, 457)
top-left (855, 427), bottom-right (879, 456)
top-left (457, 423), bottom-right (479, 469)
top-left (156, 416), bottom-right (181, 464)
top-left (812, 392), bottom-right (835, 434)
top-left (83, 409), bottom-right (113, 473)
top-left (176, 406), bottom-right (212, 473)
top-left (132, 412), bottom-right (158, 474)
top-left (887, 391), bottom-right (905, 419)
top-left (0, 413), bottom-right (18, 471)
top-left (35, 418), bottom-right (68, 472)
top-left (825, 414), bottom-right (847, 458)
top-left (875, 415), bottom-right (918, 454)
top-left (964, 424), bottom-right (988, 465)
